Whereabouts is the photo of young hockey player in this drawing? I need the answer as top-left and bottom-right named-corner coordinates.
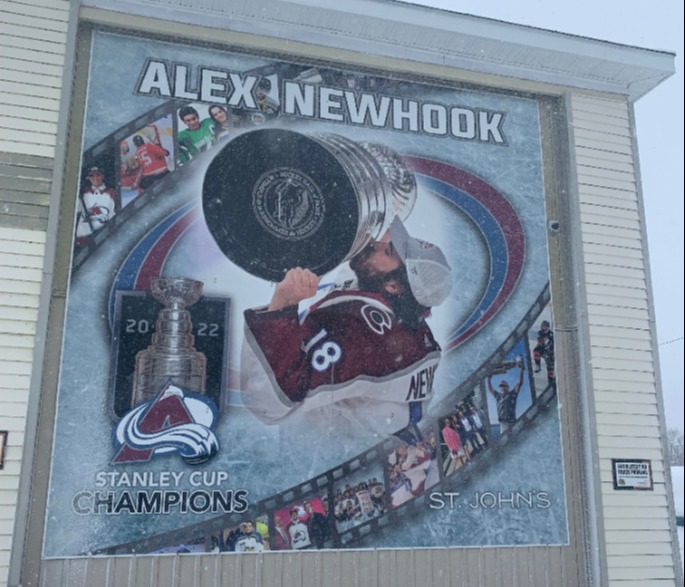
top-left (209, 518), bottom-right (268, 553)
top-left (74, 164), bottom-right (117, 247)
top-left (125, 116), bottom-right (174, 195)
top-left (387, 433), bottom-right (439, 508)
top-left (271, 495), bottom-right (329, 550)
top-left (485, 342), bottom-right (534, 436)
top-left (177, 103), bottom-right (218, 164)
top-left (530, 306), bottom-right (556, 390)
top-left (333, 465), bottom-right (387, 534)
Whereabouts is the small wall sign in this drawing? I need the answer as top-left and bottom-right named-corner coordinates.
top-left (612, 459), bottom-right (653, 490)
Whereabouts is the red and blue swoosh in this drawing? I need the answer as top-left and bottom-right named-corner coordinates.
top-left (108, 158), bottom-right (524, 350)
top-left (406, 157), bottom-right (525, 350)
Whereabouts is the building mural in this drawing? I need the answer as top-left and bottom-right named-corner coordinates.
top-left (44, 30), bottom-right (567, 557)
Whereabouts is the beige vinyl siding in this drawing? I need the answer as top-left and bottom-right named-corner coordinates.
top-left (0, 228), bottom-right (46, 587)
top-left (0, 1), bottom-right (69, 586)
top-left (570, 93), bottom-right (677, 587)
top-left (0, 0), bottom-right (69, 160)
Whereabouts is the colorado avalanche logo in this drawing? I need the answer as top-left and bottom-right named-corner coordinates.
top-left (112, 382), bottom-right (219, 465)
top-left (361, 303), bottom-right (392, 335)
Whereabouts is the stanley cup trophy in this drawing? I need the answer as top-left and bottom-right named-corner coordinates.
top-left (202, 129), bottom-right (417, 281)
top-left (130, 277), bottom-right (207, 407)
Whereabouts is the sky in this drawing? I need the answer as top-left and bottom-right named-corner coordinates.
top-left (405, 0), bottom-right (684, 431)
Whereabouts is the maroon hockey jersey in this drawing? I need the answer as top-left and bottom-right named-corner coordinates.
top-left (241, 290), bottom-right (441, 436)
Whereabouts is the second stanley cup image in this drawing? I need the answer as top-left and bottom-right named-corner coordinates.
top-left (202, 129), bottom-right (417, 281)
top-left (131, 277), bottom-right (207, 406)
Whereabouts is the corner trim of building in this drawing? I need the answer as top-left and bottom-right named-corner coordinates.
top-left (560, 91), bottom-right (609, 587)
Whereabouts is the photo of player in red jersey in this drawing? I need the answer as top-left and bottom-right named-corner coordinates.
top-left (132, 134), bottom-right (170, 192)
top-left (241, 216), bottom-right (452, 444)
top-left (75, 165), bottom-right (117, 246)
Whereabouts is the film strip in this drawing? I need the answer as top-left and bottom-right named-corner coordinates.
top-left (92, 284), bottom-right (556, 555)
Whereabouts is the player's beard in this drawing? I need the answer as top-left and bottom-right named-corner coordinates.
top-left (350, 247), bottom-right (428, 330)
top-left (349, 246), bottom-right (388, 294)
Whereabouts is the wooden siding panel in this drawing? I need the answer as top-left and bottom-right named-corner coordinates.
top-left (581, 221), bottom-right (643, 242)
top-left (575, 154), bottom-right (634, 174)
top-left (587, 359), bottom-right (654, 376)
top-left (585, 262), bottom-right (646, 280)
top-left (0, 292), bottom-right (41, 309)
top-left (0, 126), bottom-right (57, 147)
top-left (0, 27), bottom-right (66, 52)
top-left (578, 175), bottom-right (637, 192)
top-left (572, 96), bottom-right (630, 119)
top-left (0, 91), bottom-right (59, 113)
top-left (579, 203), bottom-right (641, 222)
top-left (578, 182), bottom-right (638, 202)
top-left (594, 423), bottom-right (662, 439)
top-left (583, 251), bottom-right (647, 272)
top-left (584, 273), bottom-right (645, 291)
top-left (0, 7), bottom-right (69, 32)
top-left (0, 44), bottom-right (65, 67)
top-left (582, 232), bottom-right (644, 251)
top-left (601, 494), bottom-right (670, 509)
top-left (0, 55), bottom-right (65, 77)
top-left (0, 104), bottom-right (60, 124)
top-left (580, 210), bottom-right (641, 231)
top-left (589, 324), bottom-right (652, 341)
top-left (595, 413), bottom-right (660, 428)
top-left (597, 436), bottom-right (663, 451)
top-left (591, 368), bottom-right (655, 385)
top-left (579, 191), bottom-right (639, 211)
top-left (0, 140), bottom-right (55, 159)
top-left (0, 122), bottom-right (59, 148)
top-left (578, 164), bottom-right (636, 185)
top-left (0, 79), bottom-right (63, 100)
top-left (587, 302), bottom-right (650, 323)
top-left (591, 346), bottom-right (653, 363)
top-left (573, 127), bottom-right (633, 150)
top-left (594, 401), bottom-right (660, 417)
top-left (585, 286), bottom-right (649, 312)
top-left (5, 0), bottom-right (70, 9)
top-left (607, 556), bottom-right (676, 569)
top-left (0, 67), bottom-right (63, 88)
top-left (608, 567), bottom-right (675, 581)
top-left (607, 530), bottom-right (671, 555)
top-left (572, 118), bottom-right (632, 138)
top-left (604, 518), bottom-right (673, 532)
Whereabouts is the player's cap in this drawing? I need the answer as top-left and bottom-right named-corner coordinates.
top-left (499, 381), bottom-right (509, 387)
top-left (257, 77), bottom-right (271, 91)
top-left (86, 166), bottom-right (103, 176)
top-left (389, 216), bottom-right (452, 307)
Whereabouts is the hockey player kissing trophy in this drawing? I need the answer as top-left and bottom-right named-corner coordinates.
top-left (203, 129), bottom-right (453, 458)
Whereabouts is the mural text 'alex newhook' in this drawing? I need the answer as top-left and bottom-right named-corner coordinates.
top-left (136, 59), bottom-right (507, 143)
